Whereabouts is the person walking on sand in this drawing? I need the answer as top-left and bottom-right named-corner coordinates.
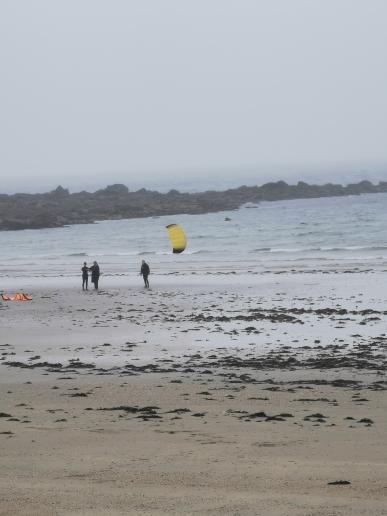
top-left (90, 261), bottom-right (100, 290)
top-left (140, 260), bottom-right (150, 288)
top-left (81, 262), bottom-right (89, 291)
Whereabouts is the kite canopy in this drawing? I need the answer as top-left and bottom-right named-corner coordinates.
top-left (166, 224), bottom-right (187, 254)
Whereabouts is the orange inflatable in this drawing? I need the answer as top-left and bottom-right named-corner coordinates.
top-left (1, 293), bottom-right (32, 301)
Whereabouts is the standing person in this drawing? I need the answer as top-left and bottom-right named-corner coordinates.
top-left (140, 260), bottom-right (150, 288)
top-left (81, 262), bottom-right (89, 291)
top-left (90, 261), bottom-right (100, 290)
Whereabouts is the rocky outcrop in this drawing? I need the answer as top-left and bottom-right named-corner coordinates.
top-left (1, 180), bottom-right (386, 231)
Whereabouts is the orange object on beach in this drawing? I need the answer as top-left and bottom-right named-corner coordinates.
top-left (1, 292), bottom-right (32, 301)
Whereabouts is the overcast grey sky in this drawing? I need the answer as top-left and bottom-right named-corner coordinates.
top-left (1, 0), bottom-right (386, 193)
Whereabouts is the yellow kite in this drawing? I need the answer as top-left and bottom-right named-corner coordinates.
top-left (166, 224), bottom-right (187, 254)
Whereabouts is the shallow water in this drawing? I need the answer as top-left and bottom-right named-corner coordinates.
top-left (1, 192), bottom-right (387, 278)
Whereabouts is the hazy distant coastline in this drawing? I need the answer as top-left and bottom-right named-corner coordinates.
top-left (1, 180), bottom-right (386, 231)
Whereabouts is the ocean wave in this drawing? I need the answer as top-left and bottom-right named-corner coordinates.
top-left (92, 251), bottom-right (156, 257)
top-left (319, 245), bottom-right (387, 252)
top-left (250, 245), bottom-right (387, 254)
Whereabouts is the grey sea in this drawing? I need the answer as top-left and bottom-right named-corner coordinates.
top-left (1, 192), bottom-right (387, 279)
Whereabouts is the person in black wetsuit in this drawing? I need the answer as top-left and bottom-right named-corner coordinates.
top-left (90, 261), bottom-right (100, 290)
top-left (140, 260), bottom-right (150, 288)
top-left (81, 262), bottom-right (89, 290)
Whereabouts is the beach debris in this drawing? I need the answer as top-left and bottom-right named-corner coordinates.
top-left (1, 293), bottom-right (32, 301)
top-left (358, 418), bottom-right (374, 424)
top-left (327, 480), bottom-right (351, 485)
top-left (98, 405), bottom-right (161, 420)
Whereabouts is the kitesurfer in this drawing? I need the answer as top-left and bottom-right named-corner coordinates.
top-left (90, 261), bottom-right (100, 290)
top-left (81, 262), bottom-right (89, 290)
top-left (140, 260), bottom-right (150, 288)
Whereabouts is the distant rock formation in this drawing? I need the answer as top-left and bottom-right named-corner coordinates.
top-left (0, 180), bottom-right (386, 231)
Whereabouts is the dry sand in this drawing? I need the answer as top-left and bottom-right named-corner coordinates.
top-left (1, 272), bottom-right (387, 515)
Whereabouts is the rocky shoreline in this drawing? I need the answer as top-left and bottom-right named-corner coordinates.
top-left (1, 179), bottom-right (387, 230)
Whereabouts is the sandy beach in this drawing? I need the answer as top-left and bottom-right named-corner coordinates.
top-left (2, 0), bottom-right (387, 513)
top-left (1, 272), bottom-right (387, 515)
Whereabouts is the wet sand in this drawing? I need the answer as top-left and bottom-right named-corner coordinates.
top-left (1, 272), bottom-right (387, 515)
